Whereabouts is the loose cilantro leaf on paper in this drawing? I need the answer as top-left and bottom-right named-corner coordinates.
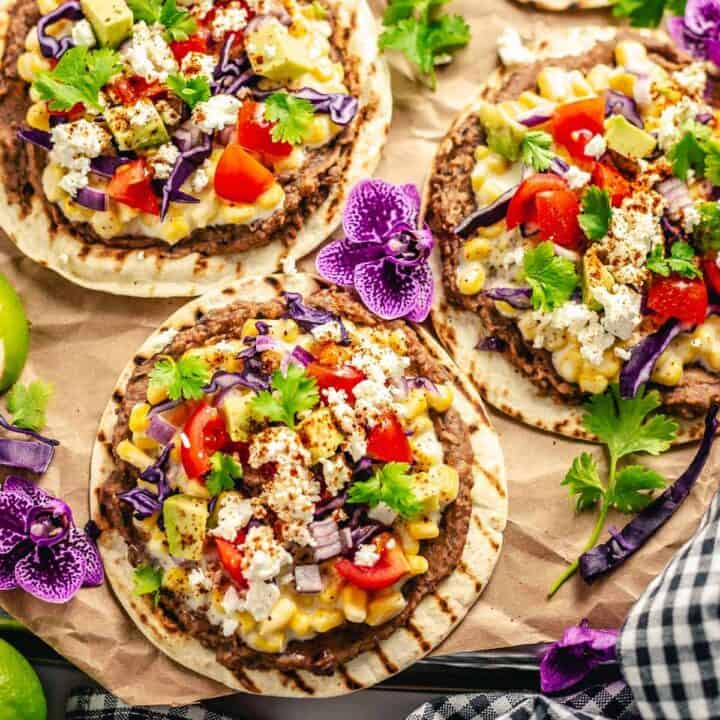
top-left (264, 92), bottom-right (315, 145)
top-left (647, 241), bottom-right (701, 279)
top-left (148, 355), bottom-right (211, 402)
top-left (6, 380), bottom-right (53, 431)
top-left (348, 462), bottom-right (423, 519)
top-left (695, 202), bottom-right (720, 251)
top-left (133, 565), bottom-right (163, 605)
top-left (166, 73), bottom-right (210, 109)
top-left (33, 46), bottom-right (121, 111)
top-left (127, 0), bottom-right (196, 40)
top-left (522, 241), bottom-right (579, 312)
top-left (379, 0), bottom-right (470, 89)
top-left (548, 385), bottom-right (677, 599)
top-left (520, 131), bottom-right (554, 172)
top-left (669, 122), bottom-right (713, 181)
top-left (251, 364), bottom-right (319, 429)
top-left (206, 452), bottom-right (243, 497)
top-left (612, 0), bottom-right (683, 27)
top-left (579, 186), bottom-right (612, 241)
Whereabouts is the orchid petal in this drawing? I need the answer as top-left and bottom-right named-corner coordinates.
top-left (342, 179), bottom-right (418, 245)
top-left (685, 0), bottom-right (720, 36)
top-left (404, 262), bottom-right (435, 322)
top-left (0, 492), bottom-right (32, 554)
top-left (67, 529), bottom-right (104, 587)
top-left (3, 476), bottom-right (52, 504)
top-left (353, 260), bottom-right (419, 320)
top-left (15, 543), bottom-right (86, 603)
top-left (398, 184), bottom-right (422, 212)
top-left (707, 37), bottom-right (720, 66)
top-left (316, 240), bottom-right (385, 286)
top-left (0, 545), bottom-right (27, 590)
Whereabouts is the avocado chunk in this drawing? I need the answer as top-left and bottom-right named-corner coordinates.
top-left (246, 20), bottom-right (316, 83)
top-left (163, 494), bottom-right (208, 561)
top-left (105, 100), bottom-right (169, 151)
top-left (604, 115), bottom-right (656, 159)
top-left (582, 251), bottom-right (615, 311)
top-left (80, 0), bottom-right (132, 48)
top-left (208, 490), bottom-right (246, 529)
top-left (477, 100), bottom-right (527, 162)
top-left (220, 391), bottom-right (256, 442)
top-left (297, 407), bottom-right (344, 462)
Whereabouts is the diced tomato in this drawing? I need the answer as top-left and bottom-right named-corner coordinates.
top-left (647, 276), bottom-right (709, 326)
top-left (108, 159), bottom-right (161, 216)
top-left (703, 253), bottom-right (720, 298)
top-left (214, 143), bottom-right (275, 204)
top-left (592, 163), bottom-right (632, 207)
top-left (235, 100), bottom-right (293, 160)
top-left (335, 534), bottom-right (410, 591)
top-left (367, 413), bottom-right (412, 464)
top-left (307, 362), bottom-right (365, 400)
top-left (216, 532), bottom-right (248, 589)
top-left (506, 173), bottom-right (568, 230)
top-left (47, 101), bottom-right (85, 121)
top-left (170, 34), bottom-right (208, 63)
top-left (181, 401), bottom-right (231, 479)
top-left (535, 189), bottom-right (584, 250)
top-left (107, 76), bottom-right (166, 105)
top-left (551, 97), bottom-right (605, 161)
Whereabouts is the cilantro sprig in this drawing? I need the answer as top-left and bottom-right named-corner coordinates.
top-left (695, 201), bottom-right (720, 252)
top-left (612, 0), bottom-right (687, 27)
top-left (166, 73), bottom-right (210, 110)
top-left (251, 364), bottom-right (319, 429)
top-left (522, 241), bottom-right (579, 312)
top-left (206, 452), bottom-right (243, 497)
top-left (33, 46), bottom-right (121, 111)
top-left (668, 122), bottom-right (720, 185)
top-left (6, 380), bottom-right (53, 432)
top-left (520, 131), bottom-right (554, 172)
top-left (647, 241), bottom-right (701, 279)
top-left (127, 0), bottom-right (197, 41)
top-left (133, 564), bottom-right (163, 605)
top-left (264, 92), bottom-right (316, 145)
top-left (347, 462), bottom-right (423, 519)
top-left (148, 355), bottom-right (211, 402)
top-left (579, 186), bottom-right (612, 241)
top-left (548, 385), bottom-right (678, 598)
top-left (379, 0), bottom-right (470, 89)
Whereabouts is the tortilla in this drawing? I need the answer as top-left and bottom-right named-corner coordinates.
top-left (0, 0), bottom-right (392, 297)
top-left (514, 0), bottom-right (610, 10)
top-left (89, 273), bottom-right (507, 697)
top-left (424, 27), bottom-right (717, 444)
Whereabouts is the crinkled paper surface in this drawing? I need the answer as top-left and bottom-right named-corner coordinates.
top-left (0, 0), bottom-right (717, 706)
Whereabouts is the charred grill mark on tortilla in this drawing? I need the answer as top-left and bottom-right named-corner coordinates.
top-left (373, 642), bottom-right (399, 675)
top-left (405, 621), bottom-right (432, 653)
top-left (336, 663), bottom-right (363, 690)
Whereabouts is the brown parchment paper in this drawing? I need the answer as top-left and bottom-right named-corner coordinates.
top-left (1, 0), bottom-right (719, 706)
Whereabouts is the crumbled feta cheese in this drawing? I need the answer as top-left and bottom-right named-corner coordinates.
top-left (565, 165), bottom-right (592, 190)
top-left (58, 168), bottom-right (89, 197)
top-left (221, 617), bottom-right (239, 636)
top-left (241, 525), bottom-right (292, 582)
top-left (367, 501), bottom-right (397, 526)
top-left (657, 97), bottom-right (701, 150)
top-left (210, 1), bottom-right (250, 40)
top-left (354, 544), bottom-right (380, 567)
top-left (614, 346), bottom-right (632, 361)
top-left (128, 99), bottom-right (157, 127)
top-left (497, 27), bottom-right (534, 67)
top-left (71, 19), bottom-right (96, 48)
top-left (683, 204), bottom-right (701, 234)
top-left (673, 63), bottom-right (707, 97)
top-left (188, 568), bottom-right (213, 592)
top-left (592, 284), bottom-right (642, 341)
top-left (148, 142), bottom-right (180, 180)
top-left (221, 585), bottom-right (244, 614)
top-left (311, 321), bottom-right (343, 343)
top-left (121, 22), bottom-right (178, 82)
top-left (323, 387), bottom-right (355, 434)
top-left (210, 495), bottom-right (254, 541)
top-left (352, 379), bottom-right (394, 428)
top-left (188, 164), bottom-right (210, 193)
top-left (245, 580), bottom-right (280, 621)
top-left (584, 134), bottom-right (607, 159)
top-left (192, 94), bottom-right (241, 132)
top-left (181, 51), bottom-right (217, 79)
top-left (351, 333), bottom-right (410, 385)
top-left (319, 455), bottom-right (351, 496)
top-left (50, 120), bottom-right (110, 197)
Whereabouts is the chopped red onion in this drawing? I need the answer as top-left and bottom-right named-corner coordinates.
top-left (294, 564), bottom-right (322, 593)
top-left (656, 178), bottom-right (693, 217)
top-left (633, 75), bottom-right (652, 107)
top-left (17, 127), bottom-right (52, 150)
top-left (148, 414), bottom-right (177, 445)
top-left (75, 186), bottom-right (107, 211)
top-left (605, 90), bottom-right (644, 129)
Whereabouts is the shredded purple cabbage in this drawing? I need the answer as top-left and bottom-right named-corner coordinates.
top-left (283, 292), bottom-right (349, 344)
top-left (580, 403), bottom-right (720, 584)
top-left (90, 155), bottom-right (131, 178)
top-left (253, 87), bottom-right (358, 126)
top-left (484, 286), bottom-right (532, 309)
top-left (0, 439), bottom-right (55, 473)
top-left (139, 444), bottom-right (173, 501)
top-left (160, 130), bottom-right (212, 220)
top-left (118, 487), bottom-right (162, 519)
top-left (454, 186), bottom-right (517, 238)
top-left (0, 414), bottom-right (59, 447)
top-left (75, 186), bottom-right (107, 211)
top-left (37, 0), bottom-right (83, 59)
top-left (605, 89), bottom-right (644, 129)
top-left (212, 37), bottom-right (258, 95)
top-left (17, 127), bottom-right (52, 150)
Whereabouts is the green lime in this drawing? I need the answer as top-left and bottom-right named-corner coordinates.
top-left (0, 274), bottom-right (30, 394)
top-left (0, 638), bottom-right (46, 720)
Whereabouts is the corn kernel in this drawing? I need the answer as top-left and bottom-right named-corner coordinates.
top-left (427, 384), bottom-right (454, 412)
top-left (274, 147), bottom-right (304, 172)
top-left (366, 592), bottom-right (407, 627)
top-left (407, 519), bottom-right (440, 540)
top-left (474, 145), bottom-right (490, 161)
top-left (237, 611), bottom-right (256, 635)
top-left (389, 329), bottom-right (408, 355)
top-left (161, 214), bottom-right (191, 244)
top-left (651, 355), bottom-right (684, 386)
top-left (162, 566), bottom-right (189, 594)
top-left (311, 609), bottom-right (344, 633)
top-left (543, 328), bottom-right (567, 352)
top-left (132, 432), bottom-right (159, 452)
top-left (25, 27), bottom-right (40, 52)
top-left (397, 523), bottom-right (420, 555)
top-left (471, 174), bottom-right (486, 193)
top-left (319, 569), bottom-right (345, 605)
top-left (26, 101), bottom-right (49, 131)
top-left (430, 464), bottom-right (460, 505)
top-left (578, 368), bottom-right (609, 395)
top-left (17, 51), bottom-right (51, 82)
top-left (410, 415), bottom-right (434, 435)
top-left (304, 115), bottom-right (333, 145)
top-left (403, 390), bottom-right (428, 421)
top-left (457, 263), bottom-right (486, 296)
top-left (278, 319), bottom-right (299, 343)
top-left (463, 237), bottom-right (492, 261)
top-left (260, 597), bottom-right (297, 635)
top-left (37, 0), bottom-right (62, 12)
top-left (407, 555), bottom-right (429, 576)
top-left (478, 222), bottom-right (506, 239)
top-left (586, 64), bottom-right (612, 92)
top-left (609, 71), bottom-right (635, 98)
top-left (241, 318), bottom-right (262, 337)
top-left (477, 180), bottom-right (503, 205)
top-left (289, 610), bottom-right (313, 637)
top-left (62, 197), bottom-right (93, 222)
top-left (90, 211), bottom-right (124, 238)
top-left (615, 41), bottom-right (648, 69)
top-left (221, 203), bottom-right (255, 224)
top-left (256, 183), bottom-right (284, 211)
top-left (553, 346), bottom-right (582, 383)
top-left (341, 585), bottom-right (368, 624)
top-left (116, 440), bottom-right (154, 471)
top-left (486, 155), bottom-right (509, 174)
top-left (494, 300), bottom-right (522, 318)
top-left (518, 91), bottom-right (545, 108)
top-left (497, 100), bottom-right (523, 119)
top-left (568, 71), bottom-right (593, 98)
top-left (129, 403), bottom-right (151, 433)
top-left (596, 351), bottom-right (621, 379)
top-left (537, 67), bottom-right (570, 101)
top-left (247, 631), bottom-right (286, 653)
top-left (146, 382), bottom-right (168, 405)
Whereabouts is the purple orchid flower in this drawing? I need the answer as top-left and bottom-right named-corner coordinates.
top-left (0, 476), bottom-right (103, 603)
top-left (667, 0), bottom-right (720, 66)
top-left (539, 619), bottom-right (619, 693)
top-left (316, 179), bottom-right (435, 322)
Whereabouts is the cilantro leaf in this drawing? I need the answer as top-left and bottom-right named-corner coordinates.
top-left (206, 452), bottom-right (243, 497)
top-left (669, 122), bottom-right (712, 181)
top-left (612, 0), bottom-right (670, 27)
top-left (33, 46), bottom-right (121, 111)
top-left (264, 92), bottom-right (315, 145)
top-left (562, 452), bottom-right (605, 511)
top-left (522, 241), bottom-right (579, 312)
top-left (379, 0), bottom-right (470, 88)
top-left (127, 0), bottom-right (196, 40)
top-left (133, 564), bottom-right (163, 605)
top-left (127, 0), bottom-right (161, 24)
top-left (610, 464), bottom-right (666, 513)
top-left (347, 462), bottom-right (423, 519)
top-left (6, 380), bottom-right (53, 431)
top-left (582, 384), bottom-right (678, 461)
top-left (704, 139), bottom-right (720, 187)
top-left (695, 201), bottom-right (720, 251)
top-left (520, 131), bottom-right (554, 172)
top-left (166, 73), bottom-right (210, 109)
top-left (251, 364), bottom-right (319, 429)
top-left (647, 241), bottom-right (701, 279)
top-left (148, 355), bottom-right (211, 402)
top-left (579, 186), bottom-right (612, 241)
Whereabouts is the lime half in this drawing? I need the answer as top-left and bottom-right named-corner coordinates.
top-left (0, 274), bottom-right (29, 393)
top-left (0, 638), bottom-right (46, 720)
